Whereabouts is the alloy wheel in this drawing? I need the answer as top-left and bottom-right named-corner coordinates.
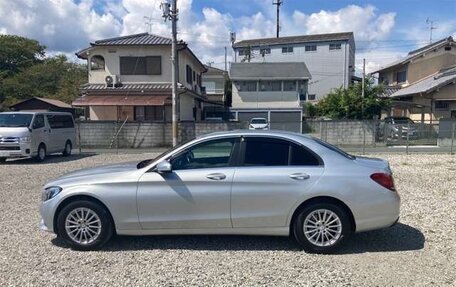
top-left (65, 207), bottom-right (102, 245)
top-left (303, 209), bottom-right (342, 247)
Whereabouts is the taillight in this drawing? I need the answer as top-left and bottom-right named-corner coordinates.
top-left (370, 173), bottom-right (396, 191)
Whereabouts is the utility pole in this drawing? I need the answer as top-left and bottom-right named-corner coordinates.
top-left (426, 18), bottom-right (437, 44)
top-left (161, 0), bottom-right (179, 146)
top-left (224, 46), bottom-right (227, 71)
top-left (272, 0), bottom-right (282, 38)
top-left (361, 58), bottom-right (365, 118)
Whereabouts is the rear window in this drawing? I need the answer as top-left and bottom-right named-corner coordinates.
top-left (312, 137), bottom-right (355, 160)
top-left (47, 115), bottom-right (74, 129)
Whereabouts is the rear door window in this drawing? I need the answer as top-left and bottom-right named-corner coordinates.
top-left (242, 137), bottom-right (322, 166)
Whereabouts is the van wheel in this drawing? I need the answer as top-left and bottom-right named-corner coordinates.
top-left (293, 203), bottom-right (351, 254)
top-left (35, 144), bottom-right (46, 162)
top-left (63, 141), bottom-right (72, 156)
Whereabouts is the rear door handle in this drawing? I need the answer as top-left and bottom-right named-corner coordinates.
top-left (206, 173), bottom-right (226, 180)
top-left (289, 173), bottom-right (310, 180)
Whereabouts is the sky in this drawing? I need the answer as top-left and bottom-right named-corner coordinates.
top-left (0, 0), bottom-right (455, 74)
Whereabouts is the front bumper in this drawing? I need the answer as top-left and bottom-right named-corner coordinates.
top-left (0, 142), bottom-right (32, 158)
top-left (39, 199), bottom-right (57, 234)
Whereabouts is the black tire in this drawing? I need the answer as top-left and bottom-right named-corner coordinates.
top-left (62, 140), bottom-right (72, 156)
top-left (35, 144), bottom-right (46, 162)
top-left (293, 203), bottom-right (351, 254)
top-left (57, 200), bottom-right (113, 251)
top-left (0, 158), bottom-right (6, 163)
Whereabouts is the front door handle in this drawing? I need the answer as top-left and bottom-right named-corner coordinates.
top-left (289, 173), bottom-right (310, 180)
top-left (206, 173), bottom-right (226, 180)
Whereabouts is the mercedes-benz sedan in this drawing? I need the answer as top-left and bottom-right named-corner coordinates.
top-left (39, 130), bottom-right (400, 253)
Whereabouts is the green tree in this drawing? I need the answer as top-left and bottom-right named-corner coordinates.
top-left (315, 77), bottom-right (390, 119)
top-left (1, 54), bottom-right (86, 109)
top-left (0, 35), bottom-right (46, 78)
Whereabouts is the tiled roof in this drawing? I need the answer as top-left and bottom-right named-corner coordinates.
top-left (204, 65), bottom-right (227, 76)
top-left (371, 36), bottom-right (455, 74)
top-left (92, 33), bottom-right (172, 46)
top-left (390, 66), bottom-right (456, 98)
top-left (233, 32), bottom-right (353, 48)
top-left (378, 86), bottom-right (401, 98)
top-left (80, 83), bottom-right (173, 91)
top-left (230, 62), bottom-right (311, 80)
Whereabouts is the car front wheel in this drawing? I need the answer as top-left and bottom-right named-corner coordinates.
top-left (293, 203), bottom-right (351, 253)
top-left (57, 200), bottom-right (113, 251)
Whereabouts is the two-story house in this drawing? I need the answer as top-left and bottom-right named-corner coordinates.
top-left (232, 32), bottom-right (355, 101)
top-left (201, 65), bottom-right (227, 120)
top-left (230, 62), bottom-right (311, 132)
top-left (372, 36), bottom-right (456, 120)
top-left (73, 33), bottom-right (207, 122)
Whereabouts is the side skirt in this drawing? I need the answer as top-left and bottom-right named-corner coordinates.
top-left (116, 227), bottom-right (290, 236)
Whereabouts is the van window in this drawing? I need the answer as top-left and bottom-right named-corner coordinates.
top-left (46, 115), bottom-right (74, 129)
top-left (32, 115), bottom-right (45, 129)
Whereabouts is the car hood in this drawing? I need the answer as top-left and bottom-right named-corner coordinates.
top-left (0, 127), bottom-right (30, 138)
top-left (354, 156), bottom-right (391, 173)
top-left (45, 161), bottom-right (140, 188)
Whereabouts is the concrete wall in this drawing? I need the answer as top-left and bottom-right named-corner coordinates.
top-left (76, 121), bottom-right (244, 148)
top-left (304, 120), bottom-right (376, 146)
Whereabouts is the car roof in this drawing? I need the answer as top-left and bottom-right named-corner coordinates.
top-left (199, 129), bottom-right (314, 141)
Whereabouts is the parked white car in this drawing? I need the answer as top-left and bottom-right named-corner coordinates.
top-left (0, 112), bottom-right (76, 162)
top-left (249, 118), bottom-right (269, 130)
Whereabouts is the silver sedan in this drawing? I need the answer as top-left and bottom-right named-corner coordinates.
top-left (39, 130), bottom-right (400, 253)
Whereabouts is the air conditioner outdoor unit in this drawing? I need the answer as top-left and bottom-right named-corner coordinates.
top-left (105, 75), bottom-right (121, 87)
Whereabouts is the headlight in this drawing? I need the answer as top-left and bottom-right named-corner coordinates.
top-left (42, 186), bottom-right (62, 201)
top-left (20, 137), bottom-right (31, 143)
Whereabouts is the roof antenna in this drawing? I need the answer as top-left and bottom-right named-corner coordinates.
top-left (426, 18), bottom-right (437, 44)
top-left (144, 16), bottom-right (153, 33)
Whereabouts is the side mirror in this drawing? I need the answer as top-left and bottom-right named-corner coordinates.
top-left (156, 160), bottom-right (172, 173)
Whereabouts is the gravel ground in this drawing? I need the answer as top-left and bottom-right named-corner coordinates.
top-left (0, 153), bottom-right (455, 286)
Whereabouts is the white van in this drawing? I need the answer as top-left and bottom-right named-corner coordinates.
top-left (0, 112), bottom-right (76, 162)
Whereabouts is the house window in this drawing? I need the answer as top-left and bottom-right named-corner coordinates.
top-left (396, 70), bottom-right (407, 83)
top-left (260, 81), bottom-right (281, 92)
top-left (379, 76), bottom-right (389, 85)
top-left (305, 45), bottom-right (317, 52)
top-left (90, 55), bottom-right (105, 71)
top-left (283, 80), bottom-right (296, 91)
top-left (186, 65), bottom-right (193, 84)
top-left (282, 46), bottom-right (293, 53)
top-left (237, 81), bottom-right (257, 92)
top-left (307, 94), bottom-right (316, 101)
top-left (192, 71), bottom-right (196, 82)
top-left (134, 106), bottom-right (164, 121)
top-left (329, 43), bottom-right (342, 50)
top-left (260, 48), bottom-right (271, 55)
top-left (119, 56), bottom-right (161, 75)
top-left (435, 101), bottom-right (450, 110)
top-left (238, 48), bottom-right (247, 56)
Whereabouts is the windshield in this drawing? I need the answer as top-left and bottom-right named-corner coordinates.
top-left (392, 117), bottom-right (414, 124)
top-left (0, 114), bottom-right (33, 128)
top-left (312, 137), bottom-right (355, 160)
top-left (136, 138), bottom-right (193, 169)
top-left (251, 118), bottom-right (267, 124)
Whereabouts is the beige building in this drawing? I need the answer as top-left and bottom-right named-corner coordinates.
top-left (73, 33), bottom-right (207, 122)
top-left (201, 65), bottom-right (228, 120)
top-left (372, 36), bottom-right (456, 121)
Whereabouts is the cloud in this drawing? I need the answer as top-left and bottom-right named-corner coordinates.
top-left (0, 0), bottom-right (122, 54)
top-left (291, 5), bottom-right (395, 41)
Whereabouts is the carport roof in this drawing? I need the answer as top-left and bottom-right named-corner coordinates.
top-left (230, 62), bottom-right (311, 80)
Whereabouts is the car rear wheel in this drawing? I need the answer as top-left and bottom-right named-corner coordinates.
top-left (293, 203), bottom-right (351, 253)
top-left (62, 141), bottom-right (72, 156)
top-left (35, 144), bottom-right (46, 162)
top-left (57, 200), bottom-right (113, 251)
